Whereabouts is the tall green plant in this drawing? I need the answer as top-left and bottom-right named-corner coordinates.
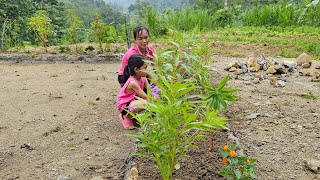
top-left (27, 10), bottom-right (51, 50)
top-left (66, 9), bottom-right (83, 45)
top-left (91, 15), bottom-right (107, 52)
top-left (128, 39), bottom-right (237, 180)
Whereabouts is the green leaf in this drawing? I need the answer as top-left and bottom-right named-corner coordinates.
top-left (234, 170), bottom-right (241, 180)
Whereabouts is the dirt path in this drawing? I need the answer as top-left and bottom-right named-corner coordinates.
top-left (0, 62), bottom-right (136, 179)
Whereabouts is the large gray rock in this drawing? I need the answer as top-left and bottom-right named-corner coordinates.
top-left (282, 60), bottom-right (297, 68)
top-left (297, 53), bottom-right (309, 66)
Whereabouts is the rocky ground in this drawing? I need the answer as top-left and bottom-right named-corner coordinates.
top-left (0, 54), bottom-right (319, 180)
top-left (134, 55), bottom-right (320, 180)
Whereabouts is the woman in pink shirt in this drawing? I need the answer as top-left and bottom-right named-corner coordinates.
top-left (117, 54), bottom-right (150, 130)
top-left (118, 25), bottom-right (155, 87)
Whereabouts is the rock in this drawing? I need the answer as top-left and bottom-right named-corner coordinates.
top-left (232, 62), bottom-right (242, 69)
top-left (258, 54), bottom-right (267, 66)
top-left (229, 67), bottom-right (237, 72)
top-left (127, 167), bottom-right (138, 180)
top-left (304, 159), bottom-right (320, 172)
top-left (266, 66), bottom-right (277, 74)
top-left (57, 175), bottom-right (71, 180)
top-left (235, 69), bottom-right (243, 75)
top-left (311, 78), bottom-right (320, 82)
top-left (241, 63), bottom-right (248, 73)
top-left (270, 59), bottom-right (279, 65)
top-left (253, 78), bottom-right (260, 84)
top-left (225, 62), bottom-right (242, 71)
top-left (253, 62), bottom-right (260, 71)
top-left (269, 77), bottom-right (277, 85)
top-left (90, 176), bottom-right (104, 180)
top-left (301, 62), bottom-right (311, 68)
top-left (20, 144), bottom-right (34, 150)
top-left (246, 113), bottom-right (260, 120)
top-left (247, 55), bottom-right (257, 67)
top-left (244, 81), bottom-right (251, 85)
top-left (262, 63), bottom-right (268, 71)
top-left (224, 63), bottom-right (233, 71)
top-left (306, 70), bottom-right (320, 78)
top-left (274, 65), bottom-right (286, 74)
top-left (282, 60), bottom-right (297, 68)
top-left (297, 53), bottom-right (309, 66)
top-left (275, 80), bottom-right (286, 87)
top-left (287, 67), bottom-right (295, 73)
top-left (315, 66), bottom-right (320, 69)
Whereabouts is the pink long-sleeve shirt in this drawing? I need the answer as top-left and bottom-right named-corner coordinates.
top-left (118, 44), bottom-right (155, 75)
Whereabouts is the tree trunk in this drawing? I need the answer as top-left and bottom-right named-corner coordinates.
top-left (1, 18), bottom-right (8, 50)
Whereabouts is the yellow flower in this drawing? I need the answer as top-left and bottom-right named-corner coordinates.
top-left (247, 159), bottom-right (251, 163)
top-left (230, 151), bottom-right (237, 157)
top-left (223, 145), bottom-right (229, 151)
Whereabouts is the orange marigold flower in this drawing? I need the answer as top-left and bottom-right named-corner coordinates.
top-left (223, 145), bottom-right (229, 151)
top-left (230, 151), bottom-right (237, 157)
top-left (247, 159), bottom-right (251, 163)
top-left (222, 158), bottom-right (228, 164)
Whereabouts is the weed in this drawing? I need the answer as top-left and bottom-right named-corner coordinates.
top-left (301, 91), bottom-right (318, 100)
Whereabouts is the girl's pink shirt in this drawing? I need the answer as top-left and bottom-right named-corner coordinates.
top-left (118, 44), bottom-right (155, 75)
top-left (117, 76), bottom-right (146, 112)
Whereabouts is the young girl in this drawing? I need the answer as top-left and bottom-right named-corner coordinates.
top-left (117, 54), bottom-right (150, 130)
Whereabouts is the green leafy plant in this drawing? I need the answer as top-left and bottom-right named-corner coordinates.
top-left (301, 91), bottom-right (318, 100)
top-left (219, 144), bottom-right (257, 180)
top-left (91, 15), bottom-right (108, 52)
top-left (66, 9), bottom-right (83, 47)
top-left (128, 40), bottom-right (237, 180)
top-left (27, 10), bottom-right (51, 51)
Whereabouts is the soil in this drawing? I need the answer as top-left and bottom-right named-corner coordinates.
top-left (0, 55), bottom-right (319, 180)
top-left (134, 57), bottom-right (320, 180)
top-left (0, 60), bottom-right (137, 179)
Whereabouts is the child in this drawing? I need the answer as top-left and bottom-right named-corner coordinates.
top-left (118, 25), bottom-right (155, 87)
top-left (117, 54), bottom-right (150, 130)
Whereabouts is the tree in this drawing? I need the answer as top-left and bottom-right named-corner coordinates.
top-left (91, 15), bottom-right (108, 52)
top-left (28, 10), bottom-right (51, 50)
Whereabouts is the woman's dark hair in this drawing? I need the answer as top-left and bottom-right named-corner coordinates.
top-left (123, 54), bottom-right (146, 82)
top-left (133, 25), bottom-right (149, 40)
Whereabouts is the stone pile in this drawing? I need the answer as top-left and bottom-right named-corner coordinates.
top-left (224, 53), bottom-right (320, 86)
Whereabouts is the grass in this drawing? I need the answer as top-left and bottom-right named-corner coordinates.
top-left (301, 92), bottom-right (318, 100)
top-left (203, 26), bottom-right (320, 59)
top-left (10, 25), bottom-right (319, 60)
top-left (153, 26), bottom-right (320, 60)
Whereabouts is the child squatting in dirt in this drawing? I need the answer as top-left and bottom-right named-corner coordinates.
top-left (117, 54), bottom-right (159, 130)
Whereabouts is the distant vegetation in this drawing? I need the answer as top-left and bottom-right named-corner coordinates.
top-left (0, 0), bottom-right (319, 58)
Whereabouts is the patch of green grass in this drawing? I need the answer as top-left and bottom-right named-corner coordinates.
top-left (204, 26), bottom-right (320, 59)
top-left (68, 143), bottom-right (76, 148)
top-left (301, 92), bottom-right (318, 100)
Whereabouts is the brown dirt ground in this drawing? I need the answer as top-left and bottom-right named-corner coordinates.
top-left (0, 61), bottom-right (137, 179)
top-left (0, 55), bottom-right (319, 180)
top-left (134, 56), bottom-right (320, 180)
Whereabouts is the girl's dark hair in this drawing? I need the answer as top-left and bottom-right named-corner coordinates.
top-left (123, 54), bottom-right (146, 82)
top-left (133, 25), bottom-right (149, 40)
